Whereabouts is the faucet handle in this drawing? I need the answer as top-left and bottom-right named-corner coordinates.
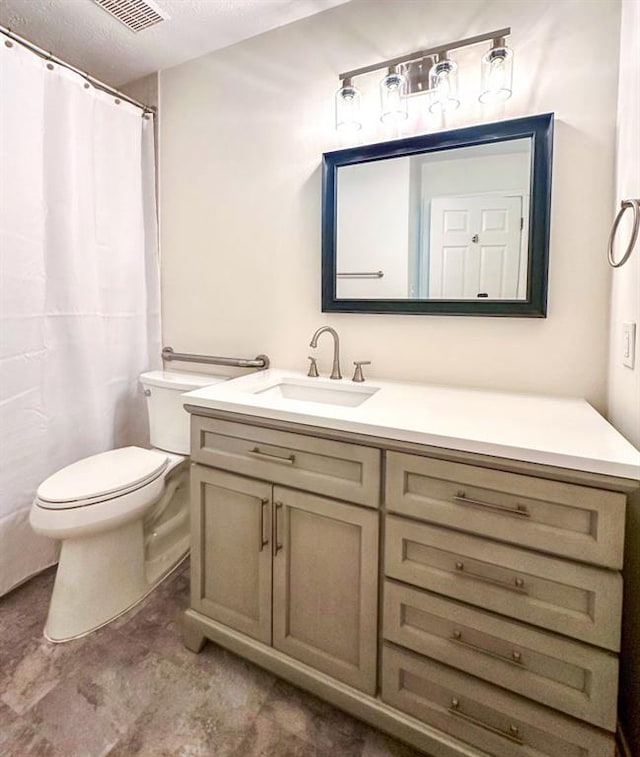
top-left (352, 361), bottom-right (371, 383)
top-left (307, 356), bottom-right (319, 378)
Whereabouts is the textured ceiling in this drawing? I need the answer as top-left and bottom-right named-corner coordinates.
top-left (0, 0), bottom-right (351, 86)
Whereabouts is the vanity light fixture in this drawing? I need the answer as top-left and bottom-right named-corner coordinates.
top-left (335, 77), bottom-right (362, 132)
top-left (479, 37), bottom-right (513, 103)
top-left (335, 27), bottom-right (513, 129)
top-left (428, 53), bottom-right (460, 113)
top-left (380, 65), bottom-right (408, 123)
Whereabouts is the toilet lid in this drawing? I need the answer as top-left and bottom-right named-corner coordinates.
top-left (36, 447), bottom-right (169, 507)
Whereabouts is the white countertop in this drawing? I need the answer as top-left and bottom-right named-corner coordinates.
top-left (183, 369), bottom-right (640, 481)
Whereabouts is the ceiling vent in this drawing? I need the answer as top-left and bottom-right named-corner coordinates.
top-left (92, 0), bottom-right (169, 33)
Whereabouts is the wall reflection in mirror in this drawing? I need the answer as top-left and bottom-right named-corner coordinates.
top-left (336, 139), bottom-right (531, 301)
top-left (322, 114), bottom-right (553, 316)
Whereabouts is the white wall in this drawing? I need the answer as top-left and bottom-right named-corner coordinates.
top-left (120, 73), bottom-right (158, 110)
top-left (159, 0), bottom-right (620, 410)
top-left (607, 1), bottom-right (640, 752)
top-left (608, 3), bottom-right (640, 449)
top-left (420, 151), bottom-right (530, 204)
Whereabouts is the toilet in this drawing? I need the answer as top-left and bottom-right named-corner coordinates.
top-left (30, 369), bottom-right (225, 642)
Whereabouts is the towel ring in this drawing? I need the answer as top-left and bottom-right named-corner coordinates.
top-left (608, 199), bottom-right (640, 268)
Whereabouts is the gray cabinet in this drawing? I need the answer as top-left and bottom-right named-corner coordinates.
top-left (185, 411), bottom-right (632, 757)
top-left (381, 450), bottom-right (626, 755)
top-left (188, 419), bottom-right (380, 694)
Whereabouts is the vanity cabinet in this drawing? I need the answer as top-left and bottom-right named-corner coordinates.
top-left (189, 417), bottom-right (380, 694)
top-left (381, 449), bottom-right (626, 756)
top-left (184, 409), bottom-right (633, 757)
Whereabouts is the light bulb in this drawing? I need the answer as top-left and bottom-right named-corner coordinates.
top-left (479, 43), bottom-right (513, 103)
top-left (428, 57), bottom-right (460, 113)
top-left (380, 66), bottom-right (408, 123)
top-left (335, 79), bottom-right (362, 133)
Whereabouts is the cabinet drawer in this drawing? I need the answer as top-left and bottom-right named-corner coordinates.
top-left (385, 517), bottom-right (622, 650)
top-left (382, 644), bottom-right (614, 757)
top-left (191, 416), bottom-right (380, 507)
top-left (383, 581), bottom-right (618, 730)
top-left (385, 453), bottom-right (626, 568)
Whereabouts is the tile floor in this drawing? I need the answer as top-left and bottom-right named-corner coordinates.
top-left (0, 562), bottom-right (423, 756)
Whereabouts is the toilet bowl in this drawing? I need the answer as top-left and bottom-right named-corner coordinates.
top-left (30, 369), bottom-right (225, 642)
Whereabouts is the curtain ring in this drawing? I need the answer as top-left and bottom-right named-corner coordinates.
top-left (608, 199), bottom-right (640, 268)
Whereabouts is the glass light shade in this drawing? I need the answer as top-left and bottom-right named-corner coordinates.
top-left (479, 45), bottom-right (513, 103)
top-left (428, 58), bottom-right (460, 113)
top-left (335, 80), bottom-right (362, 132)
top-left (380, 68), bottom-right (408, 123)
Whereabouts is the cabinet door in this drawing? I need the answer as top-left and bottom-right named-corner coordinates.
top-left (272, 486), bottom-right (378, 694)
top-left (191, 465), bottom-right (272, 644)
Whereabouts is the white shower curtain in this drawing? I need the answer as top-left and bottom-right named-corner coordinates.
top-left (0, 34), bottom-right (161, 596)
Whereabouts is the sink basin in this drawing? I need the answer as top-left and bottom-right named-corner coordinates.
top-left (254, 378), bottom-right (378, 407)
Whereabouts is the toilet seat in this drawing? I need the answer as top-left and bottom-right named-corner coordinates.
top-left (36, 447), bottom-right (169, 510)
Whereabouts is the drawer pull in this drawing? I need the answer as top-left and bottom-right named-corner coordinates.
top-left (454, 561), bottom-right (528, 595)
top-left (450, 629), bottom-right (525, 667)
top-left (274, 501), bottom-right (284, 555)
top-left (249, 447), bottom-right (296, 465)
top-left (449, 698), bottom-right (524, 745)
top-left (259, 498), bottom-right (269, 551)
top-left (454, 491), bottom-right (530, 518)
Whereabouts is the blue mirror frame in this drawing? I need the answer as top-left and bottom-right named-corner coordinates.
top-left (322, 113), bottom-right (554, 316)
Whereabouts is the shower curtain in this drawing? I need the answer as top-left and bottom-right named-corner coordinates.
top-left (0, 33), bottom-right (161, 596)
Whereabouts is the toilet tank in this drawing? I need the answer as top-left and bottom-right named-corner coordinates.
top-left (139, 370), bottom-right (227, 455)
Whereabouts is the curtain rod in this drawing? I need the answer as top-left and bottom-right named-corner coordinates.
top-left (0, 24), bottom-right (156, 115)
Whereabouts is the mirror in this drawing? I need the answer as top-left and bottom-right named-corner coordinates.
top-left (322, 114), bottom-right (553, 316)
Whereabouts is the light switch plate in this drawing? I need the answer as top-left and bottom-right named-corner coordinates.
top-left (623, 322), bottom-right (636, 368)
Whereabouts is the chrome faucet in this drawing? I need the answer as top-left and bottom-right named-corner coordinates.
top-left (309, 326), bottom-right (342, 380)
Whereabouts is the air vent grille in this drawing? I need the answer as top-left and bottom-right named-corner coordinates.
top-left (92, 0), bottom-right (168, 33)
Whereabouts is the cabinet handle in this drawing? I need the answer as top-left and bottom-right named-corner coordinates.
top-left (274, 501), bottom-right (283, 555)
top-left (249, 447), bottom-right (295, 465)
top-left (453, 561), bottom-right (528, 595)
top-left (450, 629), bottom-right (525, 667)
top-left (259, 498), bottom-right (269, 551)
top-left (454, 492), bottom-right (530, 518)
top-left (448, 698), bottom-right (523, 745)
